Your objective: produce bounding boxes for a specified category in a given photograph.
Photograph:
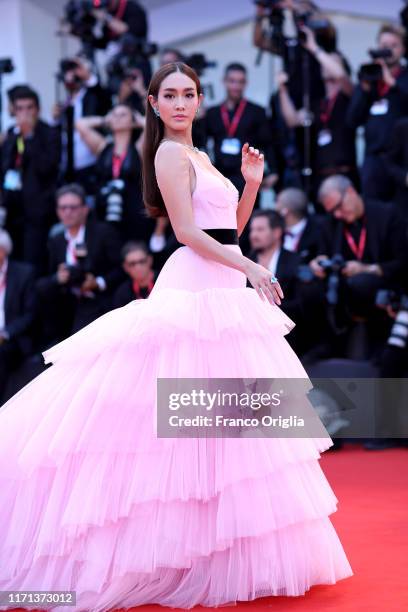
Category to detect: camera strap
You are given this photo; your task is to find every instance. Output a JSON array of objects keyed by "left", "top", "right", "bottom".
[
  {"left": 343, "top": 215, "right": 367, "bottom": 261},
  {"left": 220, "top": 99, "right": 247, "bottom": 137},
  {"left": 114, "top": 0, "right": 127, "bottom": 21}
]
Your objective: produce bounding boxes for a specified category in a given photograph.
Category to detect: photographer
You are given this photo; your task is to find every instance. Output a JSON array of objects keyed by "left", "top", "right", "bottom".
[
  {"left": 309, "top": 175, "right": 408, "bottom": 355},
  {"left": 277, "top": 26, "right": 357, "bottom": 201},
  {"left": 76, "top": 104, "right": 155, "bottom": 243},
  {"left": 91, "top": 0, "right": 152, "bottom": 86},
  {"left": 254, "top": 1, "right": 339, "bottom": 108},
  {"left": 36, "top": 184, "right": 123, "bottom": 349},
  {"left": 347, "top": 23, "right": 408, "bottom": 201},
  {"left": 53, "top": 56, "right": 111, "bottom": 192},
  {"left": 112, "top": 241, "right": 157, "bottom": 308},
  {"left": 1, "top": 88, "right": 61, "bottom": 276},
  {"left": 117, "top": 67, "right": 147, "bottom": 113}
]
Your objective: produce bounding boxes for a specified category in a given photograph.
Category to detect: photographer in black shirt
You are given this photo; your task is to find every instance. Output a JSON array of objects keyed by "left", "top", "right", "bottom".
[
  {"left": 347, "top": 23, "right": 408, "bottom": 201},
  {"left": 277, "top": 26, "right": 357, "bottom": 204},
  {"left": 309, "top": 175, "right": 407, "bottom": 356}
]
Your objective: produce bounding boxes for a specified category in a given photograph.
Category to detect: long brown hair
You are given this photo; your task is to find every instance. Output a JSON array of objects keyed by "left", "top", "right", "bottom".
[{"left": 142, "top": 62, "right": 202, "bottom": 218}]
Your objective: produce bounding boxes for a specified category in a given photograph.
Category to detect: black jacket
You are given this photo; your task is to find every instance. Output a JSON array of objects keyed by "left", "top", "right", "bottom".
[
  {"left": 317, "top": 199, "right": 408, "bottom": 285},
  {"left": 346, "top": 67, "right": 408, "bottom": 156},
  {"left": 247, "top": 247, "right": 303, "bottom": 320},
  {"left": 383, "top": 117, "right": 408, "bottom": 216},
  {"left": 204, "top": 99, "right": 277, "bottom": 182},
  {"left": 1, "top": 120, "right": 61, "bottom": 221},
  {"left": 37, "top": 216, "right": 125, "bottom": 294},
  {"left": 4, "top": 260, "right": 37, "bottom": 355},
  {"left": 295, "top": 216, "right": 323, "bottom": 264}
]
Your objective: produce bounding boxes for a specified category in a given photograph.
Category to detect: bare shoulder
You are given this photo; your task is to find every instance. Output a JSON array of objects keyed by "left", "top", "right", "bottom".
[{"left": 154, "top": 141, "right": 191, "bottom": 175}]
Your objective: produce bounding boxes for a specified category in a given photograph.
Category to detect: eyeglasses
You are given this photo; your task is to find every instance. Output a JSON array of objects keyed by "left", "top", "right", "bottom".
[
  {"left": 126, "top": 257, "right": 148, "bottom": 266},
  {"left": 57, "top": 204, "right": 84, "bottom": 212},
  {"left": 327, "top": 192, "right": 346, "bottom": 215}
]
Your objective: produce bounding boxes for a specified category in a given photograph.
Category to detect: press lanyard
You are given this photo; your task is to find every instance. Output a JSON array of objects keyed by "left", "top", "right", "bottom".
[
  {"left": 378, "top": 65, "right": 402, "bottom": 98},
  {"left": 343, "top": 217, "right": 367, "bottom": 261},
  {"left": 132, "top": 273, "right": 154, "bottom": 298},
  {"left": 220, "top": 99, "right": 247, "bottom": 137},
  {"left": 320, "top": 94, "right": 338, "bottom": 126},
  {"left": 15, "top": 136, "right": 25, "bottom": 168},
  {"left": 112, "top": 150, "right": 127, "bottom": 179}
]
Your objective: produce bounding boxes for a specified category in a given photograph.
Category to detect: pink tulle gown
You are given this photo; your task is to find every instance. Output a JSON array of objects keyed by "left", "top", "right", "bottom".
[{"left": 0, "top": 144, "right": 353, "bottom": 611}]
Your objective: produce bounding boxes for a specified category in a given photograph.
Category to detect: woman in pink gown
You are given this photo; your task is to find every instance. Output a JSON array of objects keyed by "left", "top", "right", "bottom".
[{"left": 0, "top": 63, "right": 353, "bottom": 611}]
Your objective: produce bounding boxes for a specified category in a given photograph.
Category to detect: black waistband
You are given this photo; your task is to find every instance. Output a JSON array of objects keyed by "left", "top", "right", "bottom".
[{"left": 202, "top": 228, "right": 239, "bottom": 245}]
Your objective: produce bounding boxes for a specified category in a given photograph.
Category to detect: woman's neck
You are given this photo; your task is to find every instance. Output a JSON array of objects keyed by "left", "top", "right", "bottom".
[
  {"left": 114, "top": 131, "right": 132, "bottom": 154},
  {"left": 163, "top": 127, "right": 193, "bottom": 147}
]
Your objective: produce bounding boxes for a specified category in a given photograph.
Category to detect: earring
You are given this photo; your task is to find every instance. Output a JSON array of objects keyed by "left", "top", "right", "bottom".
[
  {"left": 153, "top": 107, "right": 161, "bottom": 118},
  {"left": 196, "top": 108, "right": 199, "bottom": 115}
]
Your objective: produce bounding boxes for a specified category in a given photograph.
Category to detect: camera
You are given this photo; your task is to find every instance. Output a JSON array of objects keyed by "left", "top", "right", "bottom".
[
  {"left": 358, "top": 48, "right": 393, "bottom": 83},
  {"left": 376, "top": 290, "right": 408, "bottom": 350},
  {"left": 57, "top": 58, "right": 85, "bottom": 86},
  {"left": 318, "top": 254, "right": 347, "bottom": 306},
  {"left": 184, "top": 53, "right": 217, "bottom": 77},
  {"left": 100, "top": 179, "right": 125, "bottom": 223},
  {"left": 0, "top": 58, "right": 14, "bottom": 74},
  {"left": 66, "top": 243, "right": 88, "bottom": 287},
  {"left": 106, "top": 33, "right": 158, "bottom": 93}
]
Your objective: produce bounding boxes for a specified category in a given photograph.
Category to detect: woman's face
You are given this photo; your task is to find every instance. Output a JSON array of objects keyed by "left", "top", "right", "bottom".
[
  {"left": 150, "top": 71, "right": 201, "bottom": 132},
  {"left": 109, "top": 105, "right": 134, "bottom": 132}
]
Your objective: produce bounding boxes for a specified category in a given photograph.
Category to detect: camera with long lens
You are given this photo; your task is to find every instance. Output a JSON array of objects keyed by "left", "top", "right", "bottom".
[
  {"left": 294, "top": 10, "right": 334, "bottom": 52},
  {"left": 184, "top": 53, "right": 217, "bottom": 77},
  {"left": 64, "top": 0, "right": 109, "bottom": 44},
  {"left": 57, "top": 58, "right": 85, "bottom": 86},
  {"left": 318, "top": 254, "right": 347, "bottom": 306},
  {"left": 106, "top": 33, "right": 158, "bottom": 94},
  {"left": 254, "top": 0, "right": 334, "bottom": 51},
  {"left": 100, "top": 179, "right": 125, "bottom": 224},
  {"left": 376, "top": 290, "right": 408, "bottom": 349},
  {"left": 358, "top": 48, "right": 393, "bottom": 84},
  {"left": 66, "top": 243, "right": 88, "bottom": 287}
]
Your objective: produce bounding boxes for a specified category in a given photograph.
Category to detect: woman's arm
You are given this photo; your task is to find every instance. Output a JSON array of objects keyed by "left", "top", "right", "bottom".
[
  {"left": 155, "top": 142, "right": 283, "bottom": 304},
  {"left": 236, "top": 143, "right": 266, "bottom": 237},
  {"left": 75, "top": 116, "right": 107, "bottom": 156}
]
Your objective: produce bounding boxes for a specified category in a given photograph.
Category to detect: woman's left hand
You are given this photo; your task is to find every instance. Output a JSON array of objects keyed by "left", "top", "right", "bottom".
[{"left": 241, "top": 143, "right": 264, "bottom": 186}]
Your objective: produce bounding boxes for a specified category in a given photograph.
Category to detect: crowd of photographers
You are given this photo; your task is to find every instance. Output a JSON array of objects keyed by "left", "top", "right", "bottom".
[{"left": 1, "top": 0, "right": 408, "bottom": 413}]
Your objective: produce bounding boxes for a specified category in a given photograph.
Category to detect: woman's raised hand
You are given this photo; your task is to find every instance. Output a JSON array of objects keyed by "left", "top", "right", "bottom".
[{"left": 241, "top": 143, "right": 264, "bottom": 186}]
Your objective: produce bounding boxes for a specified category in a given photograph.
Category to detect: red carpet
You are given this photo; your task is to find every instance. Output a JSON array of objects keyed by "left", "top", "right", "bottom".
[
  {"left": 123, "top": 446, "right": 408, "bottom": 612},
  {"left": 11, "top": 445, "right": 408, "bottom": 612}
]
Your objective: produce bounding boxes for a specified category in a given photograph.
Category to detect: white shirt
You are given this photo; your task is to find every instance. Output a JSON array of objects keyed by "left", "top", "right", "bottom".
[
  {"left": 267, "top": 247, "right": 281, "bottom": 277},
  {"left": 63, "top": 224, "right": 106, "bottom": 292},
  {"left": 0, "top": 258, "right": 8, "bottom": 332},
  {"left": 283, "top": 218, "right": 307, "bottom": 252},
  {"left": 64, "top": 224, "right": 86, "bottom": 265}
]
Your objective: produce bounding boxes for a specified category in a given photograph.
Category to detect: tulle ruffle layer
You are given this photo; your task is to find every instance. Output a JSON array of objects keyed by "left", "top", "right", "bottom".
[
  {"left": 42, "top": 287, "right": 296, "bottom": 366},
  {"left": 0, "top": 286, "right": 353, "bottom": 610}
]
